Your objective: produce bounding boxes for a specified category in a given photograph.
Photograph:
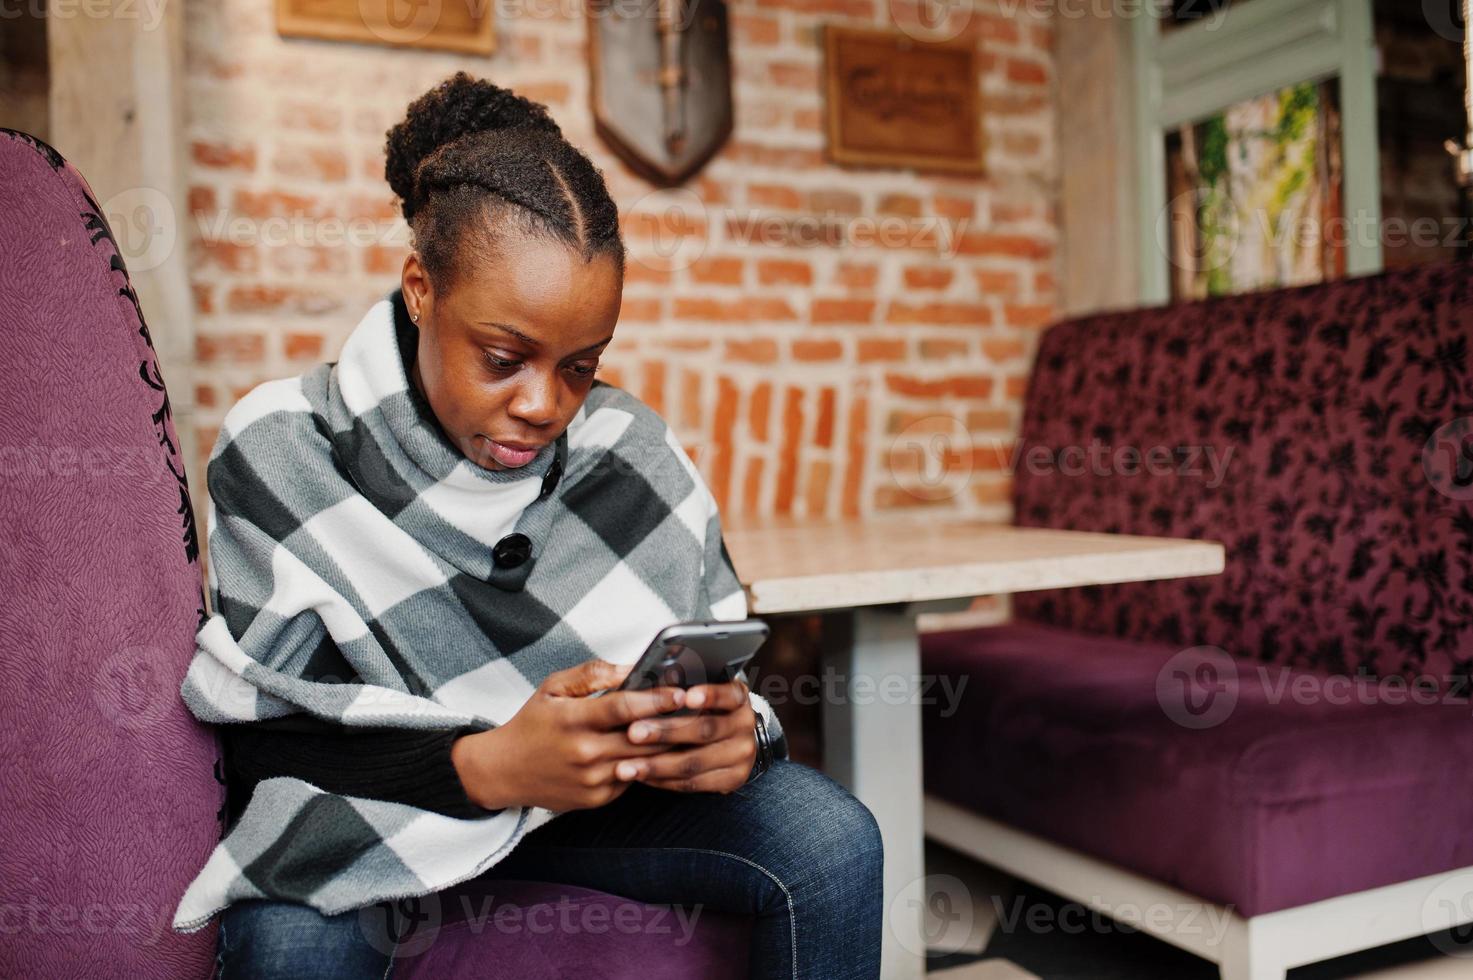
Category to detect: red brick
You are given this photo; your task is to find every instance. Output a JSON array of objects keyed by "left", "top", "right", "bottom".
[
  {"left": 194, "top": 239, "right": 258, "bottom": 273},
  {"left": 835, "top": 262, "right": 878, "bottom": 291},
  {"left": 842, "top": 389, "right": 869, "bottom": 517},
  {"left": 749, "top": 381, "right": 772, "bottom": 441},
  {"left": 191, "top": 140, "right": 256, "bottom": 172},
  {"left": 194, "top": 384, "right": 216, "bottom": 409},
  {"left": 365, "top": 244, "right": 408, "bottom": 277},
  {"left": 673, "top": 297, "right": 796, "bottom": 322},
  {"left": 283, "top": 332, "right": 324, "bottom": 360},
  {"left": 679, "top": 370, "right": 703, "bottom": 430},
  {"left": 769, "top": 62, "right": 819, "bottom": 89},
  {"left": 884, "top": 373, "right": 994, "bottom": 399},
  {"left": 982, "top": 338, "right": 1028, "bottom": 361},
  {"left": 749, "top": 184, "right": 803, "bottom": 210},
  {"left": 885, "top": 302, "right": 993, "bottom": 327},
  {"left": 690, "top": 256, "right": 744, "bottom": 285},
  {"left": 276, "top": 101, "right": 343, "bottom": 134},
  {"left": 973, "top": 269, "right": 1022, "bottom": 296},
  {"left": 231, "top": 189, "right": 332, "bottom": 220},
  {"left": 196, "top": 332, "right": 265, "bottom": 364},
  {"left": 733, "top": 13, "right": 780, "bottom": 45},
  {"left": 1004, "top": 304, "right": 1054, "bottom": 329},
  {"left": 726, "top": 338, "right": 780, "bottom": 363},
  {"left": 187, "top": 185, "right": 217, "bottom": 216},
  {"left": 757, "top": 259, "right": 812, "bottom": 286},
  {"left": 955, "top": 233, "right": 1053, "bottom": 260},
  {"left": 803, "top": 459, "right": 831, "bottom": 516},
  {"left": 742, "top": 455, "right": 767, "bottom": 513},
  {"left": 807, "top": 189, "right": 863, "bottom": 215},
  {"left": 640, "top": 361, "right": 666, "bottom": 416},
  {"left": 272, "top": 144, "right": 349, "bottom": 182},
  {"left": 934, "top": 195, "right": 976, "bottom": 221},
  {"left": 878, "top": 194, "right": 923, "bottom": 218},
  {"left": 1006, "top": 58, "right": 1049, "bottom": 86},
  {"left": 814, "top": 387, "right": 835, "bottom": 448},
  {"left": 792, "top": 338, "right": 844, "bottom": 362},
  {"left": 811, "top": 298, "right": 875, "bottom": 325},
  {"left": 920, "top": 337, "right": 971, "bottom": 360},
  {"left": 857, "top": 337, "right": 907, "bottom": 362},
  {"left": 774, "top": 387, "right": 804, "bottom": 514},
  {"left": 903, "top": 266, "right": 953, "bottom": 290}
]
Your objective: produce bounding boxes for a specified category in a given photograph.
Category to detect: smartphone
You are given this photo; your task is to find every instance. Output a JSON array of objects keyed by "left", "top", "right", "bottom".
[{"left": 588, "top": 619, "right": 769, "bottom": 716}]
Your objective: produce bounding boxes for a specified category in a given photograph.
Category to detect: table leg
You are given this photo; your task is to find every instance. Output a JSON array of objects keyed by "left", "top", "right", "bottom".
[{"left": 822, "top": 604, "right": 927, "bottom": 980}]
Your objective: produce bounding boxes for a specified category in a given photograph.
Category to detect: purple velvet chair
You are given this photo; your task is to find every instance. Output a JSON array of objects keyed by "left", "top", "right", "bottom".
[
  {"left": 0, "top": 130, "right": 749, "bottom": 979},
  {"left": 921, "top": 261, "right": 1473, "bottom": 979}
]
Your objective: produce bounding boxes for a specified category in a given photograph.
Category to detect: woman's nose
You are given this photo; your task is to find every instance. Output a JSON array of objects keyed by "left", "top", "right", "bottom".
[{"left": 507, "top": 373, "right": 561, "bottom": 427}]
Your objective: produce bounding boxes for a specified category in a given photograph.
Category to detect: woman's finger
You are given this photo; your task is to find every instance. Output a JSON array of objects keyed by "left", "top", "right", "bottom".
[
  {"left": 627, "top": 702, "right": 751, "bottom": 746},
  {"left": 640, "top": 764, "right": 752, "bottom": 794}
]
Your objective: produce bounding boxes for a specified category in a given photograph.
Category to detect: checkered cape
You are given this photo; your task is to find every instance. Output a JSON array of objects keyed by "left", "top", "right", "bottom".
[{"left": 171, "top": 291, "right": 784, "bottom": 933}]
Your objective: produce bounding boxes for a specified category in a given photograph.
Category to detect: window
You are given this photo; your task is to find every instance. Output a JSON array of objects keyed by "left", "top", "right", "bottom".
[{"left": 1131, "top": 0, "right": 1382, "bottom": 303}]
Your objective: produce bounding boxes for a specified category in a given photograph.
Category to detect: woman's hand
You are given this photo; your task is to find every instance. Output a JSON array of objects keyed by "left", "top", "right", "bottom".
[
  {"left": 617, "top": 676, "right": 758, "bottom": 794},
  {"left": 450, "top": 659, "right": 689, "bottom": 813}
]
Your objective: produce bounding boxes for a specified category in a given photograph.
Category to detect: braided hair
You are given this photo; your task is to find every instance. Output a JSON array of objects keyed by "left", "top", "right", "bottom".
[{"left": 385, "top": 72, "right": 625, "bottom": 289}]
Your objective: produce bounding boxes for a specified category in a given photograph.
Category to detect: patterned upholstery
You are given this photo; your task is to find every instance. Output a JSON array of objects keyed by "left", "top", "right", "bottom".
[
  {"left": 1011, "top": 261, "right": 1473, "bottom": 685},
  {"left": 0, "top": 130, "right": 220, "bottom": 977}
]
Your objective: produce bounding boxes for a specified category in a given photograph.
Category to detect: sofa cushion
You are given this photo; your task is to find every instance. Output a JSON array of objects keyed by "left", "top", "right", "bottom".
[
  {"left": 0, "top": 130, "right": 221, "bottom": 977},
  {"left": 1009, "top": 261, "right": 1473, "bottom": 684},
  {"left": 921, "top": 622, "right": 1473, "bottom": 916},
  {"left": 396, "top": 880, "right": 750, "bottom": 979}
]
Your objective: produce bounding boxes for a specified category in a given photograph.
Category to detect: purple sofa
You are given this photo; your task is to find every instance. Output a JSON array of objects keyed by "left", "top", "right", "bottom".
[
  {"left": 0, "top": 130, "right": 749, "bottom": 978},
  {"left": 922, "top": 261, "right": 1473, "bottom": 918}
]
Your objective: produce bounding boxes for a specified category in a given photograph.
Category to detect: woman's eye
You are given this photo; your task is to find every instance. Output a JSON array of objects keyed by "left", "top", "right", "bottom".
[
  {"left": 483, "top": 351, "right": 520, "bottom": 371},
  {"left": 569, "top": 361, "right": 599, "bottom": 378}
]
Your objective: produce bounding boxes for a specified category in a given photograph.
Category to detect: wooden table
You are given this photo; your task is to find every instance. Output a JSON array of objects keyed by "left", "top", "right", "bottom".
[{"left": 722, "top": 515, "right": 1225, "bottom": 980}]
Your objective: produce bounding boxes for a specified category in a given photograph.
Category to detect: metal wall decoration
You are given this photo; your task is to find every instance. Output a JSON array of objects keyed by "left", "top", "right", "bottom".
[
  {"left": 276, "top": 0, "right": 495, "bottom": 55},
  {"left": 588, "top": 0, "right": 734, "bottom": 186},
  {"left": 823, "top": 24, "right": 984, "bottom": 175}
]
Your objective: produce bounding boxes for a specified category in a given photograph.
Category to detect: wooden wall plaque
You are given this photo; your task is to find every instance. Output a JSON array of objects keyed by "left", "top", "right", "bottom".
[
  {"left": 823, "top": 24, "right": 983, "bottom": 175},
  {"left": 277, "top": 0, "right": 495, "bottom": 55}
]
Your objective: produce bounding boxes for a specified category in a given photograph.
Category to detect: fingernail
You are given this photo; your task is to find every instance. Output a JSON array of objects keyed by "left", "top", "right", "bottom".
[
  {"left": 630, "top": 724, "right": 650, "bottom": 741},
  {"left": 617, "top": 762, "right": 638, "bottom": 780},
  {"left": 687, "top": 689, "right": 706, "bottom": 708},
  {"left": 671, "top": 688, "right": 686, "bottom": 705}
]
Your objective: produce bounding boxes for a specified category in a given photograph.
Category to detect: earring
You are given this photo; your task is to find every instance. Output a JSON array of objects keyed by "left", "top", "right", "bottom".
[{"left": 412, "top": 312, "right": 420, "bottom": 322}]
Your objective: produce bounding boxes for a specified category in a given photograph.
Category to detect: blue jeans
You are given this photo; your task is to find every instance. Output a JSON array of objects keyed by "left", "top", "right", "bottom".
[{"left": 214, "top": 759, "right": 883, "bottom": 979}]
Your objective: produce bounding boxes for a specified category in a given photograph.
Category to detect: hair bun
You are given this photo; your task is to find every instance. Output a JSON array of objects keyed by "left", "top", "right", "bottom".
[{"left": 385, "top": 72, "right": 563, "bottom": 222}]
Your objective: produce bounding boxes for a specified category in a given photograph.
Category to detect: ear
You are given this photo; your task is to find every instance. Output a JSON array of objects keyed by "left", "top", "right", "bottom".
[{"left": 402, "top": 252, "right": 434, "bottom": 325}]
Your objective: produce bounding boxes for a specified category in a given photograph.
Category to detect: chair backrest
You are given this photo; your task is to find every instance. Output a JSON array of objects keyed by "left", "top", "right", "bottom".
[
  {"left": 1011, "top": 261, "right": 1473, "bottom": 685},
  {"left": 0, "top": 130, "right": 222, "bottom": 977}
]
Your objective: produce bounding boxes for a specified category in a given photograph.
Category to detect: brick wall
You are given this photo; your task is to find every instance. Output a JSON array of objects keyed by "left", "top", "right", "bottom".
[{"left": 183, "top": 0, "right": 1058, "bottom": 523}]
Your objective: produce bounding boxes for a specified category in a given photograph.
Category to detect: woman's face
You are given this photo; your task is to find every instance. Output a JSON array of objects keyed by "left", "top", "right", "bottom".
[{"left": 401, "top": 236, "right": 622, "bottom": 471}]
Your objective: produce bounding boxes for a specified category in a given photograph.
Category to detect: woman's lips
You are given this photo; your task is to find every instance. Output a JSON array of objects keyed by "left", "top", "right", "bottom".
[{"left": 481, "top": 437, "right": 541, "bottom": 468}]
